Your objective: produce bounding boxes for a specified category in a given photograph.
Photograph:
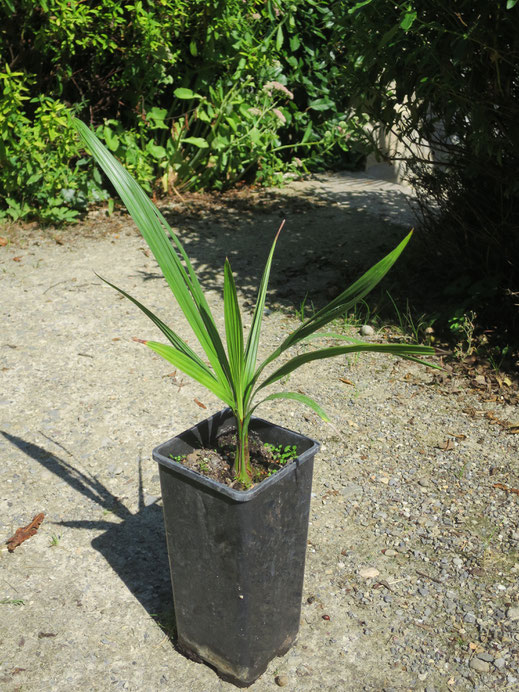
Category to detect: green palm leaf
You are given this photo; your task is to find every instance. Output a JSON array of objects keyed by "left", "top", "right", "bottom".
[
  {"left": 224, "top": 258, "right": 244, "bottom": 403},
  {"left": 97, "top": 273, "right": 211, "bottom": 369},
  {"left": 256, "top": 342, "right": 436, "bottom": 393},
  {"left": 73, "top": 119, "right": 233, "bottom": 396},
  {"left": 251, "top": 231, "right": 414, "bottom": 386},
  {"left": 144, "top": 341, "right": 233, "bottom": 404},
  {"left": 253, "top": 391, "right": 330, "bottom": 422},
  {"left": 243, "top": 221, "right": 284, "bottom": 393}
]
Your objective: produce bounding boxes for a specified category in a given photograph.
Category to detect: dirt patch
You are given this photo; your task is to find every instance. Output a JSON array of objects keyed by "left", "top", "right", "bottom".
[{"left": 1, "top": 170, "right": 518, "bottom": 691}]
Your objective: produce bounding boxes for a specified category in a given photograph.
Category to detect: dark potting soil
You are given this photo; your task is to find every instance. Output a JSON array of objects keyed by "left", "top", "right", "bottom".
[{"left": 173, "top": 428, "right": 296, "bottom": 490}]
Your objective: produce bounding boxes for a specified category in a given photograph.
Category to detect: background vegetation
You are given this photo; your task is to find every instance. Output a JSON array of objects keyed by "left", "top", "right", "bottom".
[
  {"left": 339, "top": 0, "right": 519, "bottom": 351},
  {"left": 1, "top": 0, "right": 517, "bottom": 357},
  {"left": 0, "top": 0, "right": 359, "bottom": 224}
]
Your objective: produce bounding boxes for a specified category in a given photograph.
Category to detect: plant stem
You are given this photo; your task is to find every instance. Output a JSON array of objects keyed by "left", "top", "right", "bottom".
[{"left": 233, "top": 414, "right": 252, "bottom": 486}]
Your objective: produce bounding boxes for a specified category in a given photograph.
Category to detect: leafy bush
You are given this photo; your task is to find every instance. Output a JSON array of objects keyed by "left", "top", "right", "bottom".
[
  {"left": 0, "top": 0, "right": 359, "bottom": 223},
  {"left": 338, "top": 0, "right": 519, "bottom": 329},
  {"left": 0, "top": 66, "right": 107, "bottom": 223}
]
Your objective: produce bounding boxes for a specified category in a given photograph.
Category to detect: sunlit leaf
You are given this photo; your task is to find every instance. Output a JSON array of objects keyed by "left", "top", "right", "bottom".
[
  {"left": 173, "top": 87, "right": 202, "bottom": 100},
  {"left": 254, "top": 391, "right": 330, "bottom": 422},
  {"left": 145, "top": 341, "right": 233, "bottom": 404},
  {"left": 257, "top": 342, "right": 437, "bottom": 392},
  {"left": 224, "top": 258, "right": 244, "bottom": 399},
  {"left": 243, "top": 221, "right": 284, "bottom": 392},
  {"left": 181, "top": 137, "right": 209, "bottom": 148},
  {"left": 73, "top": 119, "right": 233, "bottom": 398}
]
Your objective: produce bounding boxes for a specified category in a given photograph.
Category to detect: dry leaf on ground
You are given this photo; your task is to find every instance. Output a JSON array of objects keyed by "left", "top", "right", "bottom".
[
  {"left": 438, "top": 439, "right": 455, "bottom": 451},
  {"left": 6, "top": 513, "right": 45, "bottom": 552}
]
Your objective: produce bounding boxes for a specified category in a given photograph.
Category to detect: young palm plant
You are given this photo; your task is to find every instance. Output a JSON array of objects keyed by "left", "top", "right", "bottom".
[{"left": 74, "top": 118, "right": 437, "bottom": 487}]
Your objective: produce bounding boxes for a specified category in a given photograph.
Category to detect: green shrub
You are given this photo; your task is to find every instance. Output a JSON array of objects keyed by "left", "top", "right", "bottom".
[
  {"left": 0, "top": 0, "right": 359, "bottom": 223},
  {"left": 338, "top": 0, "right": 519, "bottom": 335},
  {"left": 0, "top": 66, "right": 107, "bottom": 223}
]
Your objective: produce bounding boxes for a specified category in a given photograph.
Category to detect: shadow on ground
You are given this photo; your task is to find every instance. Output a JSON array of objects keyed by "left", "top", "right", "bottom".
[
  {"left": 152, "top": 180, "right": 418, "bottom": 315},
  {"left": 1, "top": 431, "right": 176, "bottom": 636}
]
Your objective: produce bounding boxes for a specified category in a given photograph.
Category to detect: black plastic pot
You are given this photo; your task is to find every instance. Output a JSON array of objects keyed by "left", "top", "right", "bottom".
[{"left": 153, "top": 408, "right": 319, "bottom": 687}]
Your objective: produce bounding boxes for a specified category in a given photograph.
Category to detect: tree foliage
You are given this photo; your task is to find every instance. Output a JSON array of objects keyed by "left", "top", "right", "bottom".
[{"left": 339, "top": 0, "right": 519, "bottom": 321}]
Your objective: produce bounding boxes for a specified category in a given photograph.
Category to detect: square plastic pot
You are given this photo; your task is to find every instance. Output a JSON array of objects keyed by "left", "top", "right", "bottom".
[{"left": 153, "top": 408, "right": 319, "bottom": 687}]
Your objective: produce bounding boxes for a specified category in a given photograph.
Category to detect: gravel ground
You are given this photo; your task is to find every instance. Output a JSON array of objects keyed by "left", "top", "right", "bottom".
[{"left": 1, "top": 171, "right": 518, "bottom": 691}]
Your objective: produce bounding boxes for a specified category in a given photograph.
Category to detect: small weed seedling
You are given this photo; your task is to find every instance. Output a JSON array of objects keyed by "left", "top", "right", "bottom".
[
  {"left": 150, "top": 607, "right": 177, "bottom": 638},
  {"left": 342, "top": 298, "right": 373, "bottom": 329},
  {"left": 488, "top": 344, "right": 511, "bottom": 373},
  {"left": 0, "top": 598, "right": 25, "bottom": 606},
  {"left": 49, "top": 533, "right": 61, "bottom": 547},
  {"left": 199, "top": 458, "right": 210, "bottom": 472},
  {"left": 264, "top": 443, "right": 297, "bottom": 465},
  {"left": 169, "top": 454, "right": 186, "bottom": 463},
  {"left": 386, "top": 291, "right": 432, "bottom": 344},
  {"left": 448, "top": 310, "right": 476, "bottom": 358},
  {"left": 295, "top": 294, "right": 315, "bottom": 323},
  {"left": 456, "top": 460, "right": 469, "bottom": 480}
]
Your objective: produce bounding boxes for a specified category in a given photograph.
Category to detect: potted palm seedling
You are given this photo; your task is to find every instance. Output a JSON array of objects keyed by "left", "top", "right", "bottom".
[{"left": 73, "top": 119, "right": 437, "bottom": 687}]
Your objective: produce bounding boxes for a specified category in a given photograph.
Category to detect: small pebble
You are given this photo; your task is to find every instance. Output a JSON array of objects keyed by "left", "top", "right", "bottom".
[
  {"left": 506, "top": 607, "right": 519, "bottom": 621},
  {"left": 275, "top": 674, "right": 288, "bottom": 687},
  {"left": 143, "top": 494, "right": 159, "bottom": 507},
  {"left": 494, "top": 657, "right": 506, "bottom": 670},
  {"left": 477, "top": 652, "right": 494, "bottom": 662},
  {"left": 360, "top": 325, "right": 374, "bottom": 336},
  {"left": 359, "top": 567, "right": 380, "bottom": 579},
  {"left": 470, "top": 658, "right": 490, "bottom": 673}
]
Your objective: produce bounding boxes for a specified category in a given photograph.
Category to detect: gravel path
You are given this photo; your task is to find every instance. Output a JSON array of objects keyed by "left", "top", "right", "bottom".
[{"left": 1, "top": 171, "right": 518, "bottom": 691}]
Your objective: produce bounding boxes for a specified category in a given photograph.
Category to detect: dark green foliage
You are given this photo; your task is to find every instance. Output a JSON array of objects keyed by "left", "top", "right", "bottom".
[
  {"left": 0, "top": 0, "right": 357, "bottom": 223},
  {"left": 338, "top": 0, "right": 519, "bottom": 337}
]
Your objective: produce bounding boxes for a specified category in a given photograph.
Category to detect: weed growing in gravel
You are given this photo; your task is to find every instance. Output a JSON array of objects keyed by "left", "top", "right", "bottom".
[
  {"left": 385, "top": 291, "right": 433, "bottom": 345},
  {"left": 150, "top": 607, "right": 177, "bottom": 638},
  {"left": 0, "top": 598, "right": 25, "bottom": 606},
  {"left": 449, "top": 310, "right": 477, "bottom": 358},
  {"left": 488, "top": 344, "right": 511, "bottom": 373},
  {"left": 341, "top": 298, "right": 374, "bottom": 329},
  {"left": 456, "top": 460, "right": 469, "bottom": 480},
  {"left": 295, "top": 294, "right": 316, "bottom": 323}
]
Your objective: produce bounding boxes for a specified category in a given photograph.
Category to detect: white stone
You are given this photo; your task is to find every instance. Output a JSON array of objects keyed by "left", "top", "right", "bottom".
[{"left": 359, "top": 567, "right": 380, "bottom": 579}]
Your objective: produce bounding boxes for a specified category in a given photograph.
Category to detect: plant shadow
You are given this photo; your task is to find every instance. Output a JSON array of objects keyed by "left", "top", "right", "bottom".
[
  {"left": 154, "top": 173, "right": 418, "bottom": 313},
  {"left": 1, "top": 430, "right": 176, "bottom": 639}
]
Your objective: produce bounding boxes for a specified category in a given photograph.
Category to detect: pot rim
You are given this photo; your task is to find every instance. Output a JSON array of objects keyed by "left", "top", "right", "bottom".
[{"left": 153, "top": 408, "right": 320, "bottom": 502}]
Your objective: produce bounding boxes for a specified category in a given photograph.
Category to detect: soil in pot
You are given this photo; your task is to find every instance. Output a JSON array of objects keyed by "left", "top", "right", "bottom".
[{"left": 168, "top": 427, "right": 297, "bottom": 490}]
